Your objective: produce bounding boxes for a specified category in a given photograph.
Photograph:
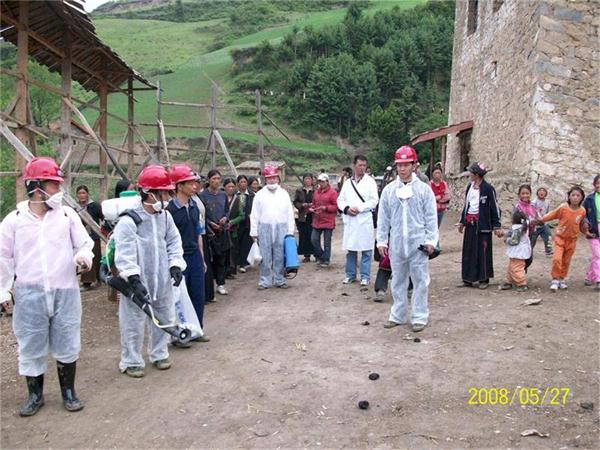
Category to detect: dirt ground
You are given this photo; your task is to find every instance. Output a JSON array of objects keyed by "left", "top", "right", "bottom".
[{"left": 1, "top": 212, "right": 599, "bottom": 449}]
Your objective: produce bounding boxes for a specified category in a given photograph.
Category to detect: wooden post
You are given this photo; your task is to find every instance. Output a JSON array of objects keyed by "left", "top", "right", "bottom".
[
  {"left": 429, "top": 140, "right": 435, "bottom": 173},
  {"left": 61, "top": 28, "right": 72, "bottom": 192},
  {"left": 440, "top": 135, "right": 447, "bottom": 173},
  {"left": 14, "top": 1, "right": 29, "bottom": 202},
  {"left": 99, "top": 82, "right": 108, "bottom": 201},
  {"left": 210, "top": 84, "right": 217, "bottom": 169},
  {"left": 127, "top": 77, "right": 135, "bottom": 179},
  {"left": 255, "top": 89, "right": 264, "bottom": 173},
  {"left": 156, "top": 79, "right": 161, "bottom": 159}
]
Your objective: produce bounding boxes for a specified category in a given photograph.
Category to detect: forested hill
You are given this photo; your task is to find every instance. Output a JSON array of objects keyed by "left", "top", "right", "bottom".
[{"left": 231, "top": 1, "right": 455, "bottom": 171}]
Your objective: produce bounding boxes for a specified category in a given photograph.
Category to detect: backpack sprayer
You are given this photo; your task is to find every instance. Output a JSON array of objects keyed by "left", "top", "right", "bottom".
[{"left": 98, "top": 193, "right": 192, "bottom": 344}]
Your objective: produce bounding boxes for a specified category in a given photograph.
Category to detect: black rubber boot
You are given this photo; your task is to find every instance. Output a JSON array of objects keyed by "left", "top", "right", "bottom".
[
  {"left": 57, "top": 361, "right": 84, "bottom": 412},
  {"left": 19, "top": 375, "right": 45, "bottom": 417}
]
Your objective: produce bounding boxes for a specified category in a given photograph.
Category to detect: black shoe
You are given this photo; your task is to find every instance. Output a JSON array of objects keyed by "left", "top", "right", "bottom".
[
  {"left": 57, "top": 361, "right": 84, "bottom": 412},
  {"left": 19, "top": 375, "right": 45, "bottom": 417}
]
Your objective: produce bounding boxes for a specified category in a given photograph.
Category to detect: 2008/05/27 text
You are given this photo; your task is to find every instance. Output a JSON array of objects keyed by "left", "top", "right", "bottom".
[{"left": 467, "top": 387, "right": 570, "bottom": 406}]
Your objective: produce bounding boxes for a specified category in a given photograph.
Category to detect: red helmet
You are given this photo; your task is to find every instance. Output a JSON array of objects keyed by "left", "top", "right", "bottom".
[
  {"left": 394, "top": 145, "right": 417, "bottom": 164},
  {"left": 169, "top": 164, "right": 197, "bottom": 185},
  {"left": 262, "top": 165, "right": 279, "bottom": 178},
  {"left": 138, "top": 165, "right": 175, "bottom": 190},
  {"left": 23, "top": 157, "right": 64, "bottom": 182}
]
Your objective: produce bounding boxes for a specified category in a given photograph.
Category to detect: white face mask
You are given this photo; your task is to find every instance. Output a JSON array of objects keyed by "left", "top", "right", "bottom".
[
  {"left": 45, "top": 191, "right": 64, "bottom": 209},
  {"left": 143, "top": 193, "right": 167, "bottom": 213},
  {"left": 396, "top": 184, "right": 413, "bottom": 200},
  {"left": 266, "top": 183, "right": 278, "bottom": 191}
]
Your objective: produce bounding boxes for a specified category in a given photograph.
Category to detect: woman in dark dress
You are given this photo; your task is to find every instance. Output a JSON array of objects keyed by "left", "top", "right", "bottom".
[
  {"left": 458, "top": 163, "right": 503, "bottom": 289},
  {"left": 293, "top": 173, "right": 315, "bottom": 262},
  {"left": 229, "top": 175, "right": 254, "bottom": 273}
]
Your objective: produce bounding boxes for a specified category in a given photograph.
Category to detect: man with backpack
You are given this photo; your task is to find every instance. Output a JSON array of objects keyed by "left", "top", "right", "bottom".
[
  {"left": 112, "top": 165, "right": 186, "bottom": 377},
  {"left": 0, "top": 157, "right": 93, "bottom": 416}
]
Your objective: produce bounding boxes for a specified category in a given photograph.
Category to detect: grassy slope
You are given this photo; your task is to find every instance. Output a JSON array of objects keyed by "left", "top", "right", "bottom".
[{"left": 93, "top": 0, "right": 423, "bottom": 158}]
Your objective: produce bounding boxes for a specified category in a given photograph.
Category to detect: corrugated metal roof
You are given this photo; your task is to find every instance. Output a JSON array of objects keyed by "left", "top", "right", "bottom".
[{"left": 0, "top": 0, "right": 156, "bottom": 93}]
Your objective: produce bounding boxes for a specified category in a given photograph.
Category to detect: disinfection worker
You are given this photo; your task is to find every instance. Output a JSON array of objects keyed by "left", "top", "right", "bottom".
[
  {"left": 250, "top": 165, "right": 295, "bottom": 289},
  {"left": 0, "top": 157, "right": 94, "bottom": 416},
  {"left": 113, "top": 165, "right": 186, "bottom": 377},
  {"left": 377, "top": 146, "right": 438, "bottom": 332}
]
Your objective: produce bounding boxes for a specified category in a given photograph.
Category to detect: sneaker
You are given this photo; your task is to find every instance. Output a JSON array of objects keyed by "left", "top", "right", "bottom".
[
  {"left": 559, "top": 280, "right": 568, "bottom": 290},
  {"left": 257, "top": 285, "right": 269, "bottom": 290},
  {"left": 302, "top": 256, "right": 311, "bottom": 263},
  {"left": 515, "top": 285, "right": 529, "bottom": 292},
  {"left": 206, "top": 297, "right": 217, "bottom": 303},
  {"left": 318, "top": 262, "right": 330, "bottom": 268},
  {"left": 477, "top": 282, "right": 489, "bottom": 290},
  {"left": 545, "top": 248, "right": 553, "bottom": 255},
  {"left": 276, "top": 284, "right": 289, "bottom": 289},
  {"left": 153, "top": 358, "right": 171, "bottom": 370},
  {"left": 124, "top": 366, "right": 144, "bottom": 378},
  {"left": 499, "top": 283, "right": 513, "bottom": 291},
  {"left": 412, "top": 323, "right": 426, "bottom": 332},
  {"left": 193, "top": 335, "right": 211, "bottom": 343},
  {"left": 216, "top": 285, "right": 228, "bottom": 295},
  {"left": 584, "top": 279, "right": 593, "bottom": 286},
  {"left": 374, "top": 291, "right": 385, "bottom": 302},
  {"left": 383, "top": 320, "right": 401, "bottom": 329},
  {"left": 360, "top": 279, "right": 369, "bottom": 287},
  {"left": 342, "top": 277, "right": 356, "bottom": 284},
  {"left": 550, "top": 280, "right": 560, "bottom": 291},
  {"left": 239, "top": 267, "right": 247, "bottom": 273}
]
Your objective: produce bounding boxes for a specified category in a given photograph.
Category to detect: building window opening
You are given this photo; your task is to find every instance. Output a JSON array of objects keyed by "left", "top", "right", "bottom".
[{"left": 467, "top": 0, "right": 479, "bottom": 35}]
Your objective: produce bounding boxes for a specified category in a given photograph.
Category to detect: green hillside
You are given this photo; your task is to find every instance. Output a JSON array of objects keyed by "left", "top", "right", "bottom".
[{"left": 92, "top": 0, "right": 424, "bottom": 156}]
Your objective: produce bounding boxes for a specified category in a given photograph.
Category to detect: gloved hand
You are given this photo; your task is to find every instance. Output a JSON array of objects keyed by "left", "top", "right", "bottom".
[
  {"left": 170, "top": 266, "right": 183, "bottom": 287},
  {"left": 128, "top": 275, "right": 149, "bottom": 300}
]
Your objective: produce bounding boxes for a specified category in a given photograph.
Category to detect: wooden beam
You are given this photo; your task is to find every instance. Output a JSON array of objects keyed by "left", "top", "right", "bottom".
[
  {"left": 127, "top": 77, "right": 135, "bottom": 179},
  {"left": 159, "top": 100, "right": 211, "bottom": 108},
  {"left": 156, "top": 80, "right": 161, "bottom": 161},
  {"left": 98, "top": 82, "right": 109, "bottom": 201},
  {"left": 14, "top": 1, "right": 28, "bottom": 202},
  {"left": 137, "top": 123, "right": 212, "bottom": 130},
  {"left": 158, "top": 119, "right": 171, "bottom": 167},
  {"left": 213, "top": 129, "right": 238, "bottom": 177},
  {"left": 210, "top": 84, "right": 217, "bottom": 169},
  {"left": 61, "top": 27, "right": 73, "bottom": 191},
  {"left": 63, "top": 98, "right": 128, "bottom": 179},
  {"left": 255, "top": 89, "right": 265, "bottom": 173}
]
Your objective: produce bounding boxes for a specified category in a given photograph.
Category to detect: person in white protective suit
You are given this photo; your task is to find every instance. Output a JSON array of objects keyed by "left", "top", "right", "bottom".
[
  {"left": 112, "top": 165, "right": 186, "bottom": 378},
  {"left": 377, "top": 146, "right": 438, "bottom": 332},
  {"left": 250, "top": 165, "right": 295, "bottom": 290},
  {"left": 337, "top": 154, "right": 379, "bottom": 286},
  {"left": 0, "top": 157, "right": 93, "bottom": 416}
]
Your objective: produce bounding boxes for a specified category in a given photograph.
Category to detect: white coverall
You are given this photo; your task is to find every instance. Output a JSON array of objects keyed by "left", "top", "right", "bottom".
[
  {"left": 113, "top": 206, "right": 185, "bottom": 370},
  {"left": 250, "top": 186, "right": 295, "bottom": 288},
  {"left": 376, "top": 174, "right": 438, "bottom": 326},
  {"left": 0, "top": 201, "right": 93, "bottom": 376}
]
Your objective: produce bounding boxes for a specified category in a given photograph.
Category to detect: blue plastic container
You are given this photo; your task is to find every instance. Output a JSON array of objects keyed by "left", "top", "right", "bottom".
[{"left": 283, "top": 234, "right": 299, "bottom": 276}]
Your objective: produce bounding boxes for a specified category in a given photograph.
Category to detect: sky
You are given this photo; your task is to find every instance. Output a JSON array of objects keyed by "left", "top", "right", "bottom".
[{"left": 83, "top": 0, "right": 108, "bottom": 12}]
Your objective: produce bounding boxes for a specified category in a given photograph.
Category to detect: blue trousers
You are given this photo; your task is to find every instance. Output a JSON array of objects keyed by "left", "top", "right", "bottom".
[
  {"left": 183, "top": 250, "right": 206, "bottom": 327},
  {"left": 311, "top": 228, "right": 333, "bottom": 264},
  {"left": 345, "top": 250, "right": 372, "bottom": 281}
]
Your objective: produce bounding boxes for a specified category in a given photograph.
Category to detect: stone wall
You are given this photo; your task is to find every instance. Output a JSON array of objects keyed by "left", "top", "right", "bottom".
[
  {"left": 447, "top": 0, "right": 541, "bottom": 217},
  {"left": 529, "top": 0, "right": 600, "bottom": 203},
  {"left": 446, "top": 0, "right": 599, "bottom": 220}
]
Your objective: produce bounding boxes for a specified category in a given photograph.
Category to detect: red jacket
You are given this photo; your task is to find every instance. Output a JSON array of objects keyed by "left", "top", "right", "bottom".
[{"left": 311, "top": 185, "right": 338, "bottom": 229}]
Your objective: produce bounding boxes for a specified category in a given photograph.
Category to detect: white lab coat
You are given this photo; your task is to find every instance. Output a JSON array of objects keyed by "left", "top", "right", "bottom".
[{"left": 337, "top": 175, "right": 378, "bottom": 251}]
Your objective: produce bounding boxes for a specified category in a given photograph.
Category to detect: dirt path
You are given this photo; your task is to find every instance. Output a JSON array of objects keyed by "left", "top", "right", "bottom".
[{"left": 1, "top": 212, "right": 598, "bottom": 448}]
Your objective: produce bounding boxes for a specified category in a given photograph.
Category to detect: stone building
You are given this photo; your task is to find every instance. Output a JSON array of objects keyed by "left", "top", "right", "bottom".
[{"left": 444, "top": 0, "right": 599, "bottom": 213}]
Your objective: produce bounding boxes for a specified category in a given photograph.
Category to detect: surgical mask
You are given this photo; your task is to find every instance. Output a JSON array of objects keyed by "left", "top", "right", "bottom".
[
  {"left": 266, "top": 183, "right": 278, "bottom": 191},
  {"left": 45, "top": 191, "right": 64, "bottom": 209},
  {"left": 143, "top": 193, "right": 167, "bottom": 213},
  {"left": 396, "top": 183, "right": 413, "bottom": 200}
]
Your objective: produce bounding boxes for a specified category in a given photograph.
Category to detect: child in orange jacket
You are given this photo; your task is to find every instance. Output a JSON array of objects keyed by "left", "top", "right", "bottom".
[{"left": 539, "top": 186, "right": 593, "bottom": 291}]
